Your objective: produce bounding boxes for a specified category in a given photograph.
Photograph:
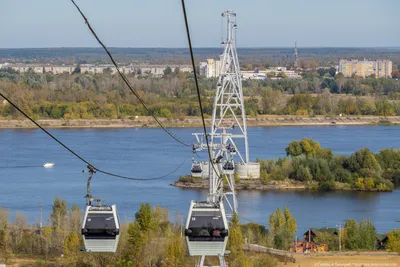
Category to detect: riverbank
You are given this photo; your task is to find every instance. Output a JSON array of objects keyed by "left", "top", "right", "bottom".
[
  {"left": 1, "top": 115, "right": 400, "bottom": 128},
  {"left": 171, "top": 177, "right": 394, "bottom": 192},
  {"left": 172, "top": 177, "right": 309, "bottom": 191}
]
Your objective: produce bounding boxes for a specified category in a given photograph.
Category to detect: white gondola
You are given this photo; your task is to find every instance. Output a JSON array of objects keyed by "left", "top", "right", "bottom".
[
  {"left": 191, "top": 162, "right": 203, "bottom": 177},
  {"left": 81, "top": 205, "right": 120, "bottom": 252},
  {"left": 185, "top": 201, "right": 229, "bottom": 256},
  {"left": 222, "top": 161, "right": 235, "bottom": 175},
  {"left": 226, "top": 144, "right": 236, "bottom": 155}
]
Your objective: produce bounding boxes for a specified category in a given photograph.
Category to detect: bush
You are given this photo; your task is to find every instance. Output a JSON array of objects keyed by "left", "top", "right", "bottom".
[
  {"left": 269, "top": 166, "right": 286, "bottom": 180},
  {"left": 319, "top": 179, "right": 336, "bottom": 191},
  {"left": 335, "top": 168, "right": 353, "bottom": 183},
  {"left": 178, "top": 175, "right": 199, "bottom": 183},
  {"left": 260, "top": 169, "right": 269, "bottom": 184}
]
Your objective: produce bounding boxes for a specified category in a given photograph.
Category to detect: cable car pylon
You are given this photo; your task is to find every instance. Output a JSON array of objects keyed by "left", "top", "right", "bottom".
[{"left": 186, "top": 10, "right": 260, "bottom": 267}]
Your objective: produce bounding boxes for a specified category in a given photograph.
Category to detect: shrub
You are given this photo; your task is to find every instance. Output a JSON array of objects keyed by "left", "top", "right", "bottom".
[
  {"left": 319, "top": 179, "right": 336, "bottom": 191},
  {"left": 178, "top": 176, "right": 199, "bottom": 183}
]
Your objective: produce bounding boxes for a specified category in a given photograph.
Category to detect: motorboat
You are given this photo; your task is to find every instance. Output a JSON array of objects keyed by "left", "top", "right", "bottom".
[{"left": 43, "top": 163, "right": 55, "bottom": 168}]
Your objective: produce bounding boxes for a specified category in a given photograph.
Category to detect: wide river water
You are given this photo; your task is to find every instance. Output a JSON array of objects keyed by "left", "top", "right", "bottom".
[{"left": 0, "top": 125, "right": 399, "bottom": 236}]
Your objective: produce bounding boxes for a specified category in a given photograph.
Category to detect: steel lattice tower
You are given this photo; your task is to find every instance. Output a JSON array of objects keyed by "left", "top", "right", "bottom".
[
  {"left": 192, "top": 10, "right": 252, "bottom": 267},
  {"left": 211, "top": 10, "right": 249, "bottom": 164},
  {"left": 294, "top": 41, "right": 299, "bottom": 69}
]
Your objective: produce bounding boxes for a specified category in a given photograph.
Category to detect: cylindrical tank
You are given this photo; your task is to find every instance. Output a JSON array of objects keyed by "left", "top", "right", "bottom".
[
  {"left": 201, "top": 161, "right": 210, "bottom": 179},
  {"left": 235, "top": 162, "right": 260, "bottom": 179},
  {"left": 193, "top": 161, "right": 260, "bottom": 179}
]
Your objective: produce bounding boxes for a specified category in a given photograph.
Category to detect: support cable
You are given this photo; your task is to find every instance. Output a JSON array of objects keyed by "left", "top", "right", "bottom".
[
  {"left": 180, "top": 0, "right": 222, "bottom": 184},
  {"left": 70, "top": 0, "right": 191, "bottom": 147},
  {"left": 0, "top": 92, "right": 189, "bottom": 181}
]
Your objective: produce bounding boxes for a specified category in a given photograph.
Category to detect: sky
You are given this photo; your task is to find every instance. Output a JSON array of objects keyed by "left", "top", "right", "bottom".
[{"left": 0, "top": 0, "right": 398, "bottom": 48}]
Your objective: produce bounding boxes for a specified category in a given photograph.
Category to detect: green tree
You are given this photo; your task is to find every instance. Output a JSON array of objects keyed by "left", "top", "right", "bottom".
[
  {"left": 328, "top": 67, "right": 336, "bottom": 77},
  {"left": 344, "top": 148, "right": 382, "bottom": 178},
  {"left": 334, "top": 73, "right": 345, "bottom": 94},
  {"left": 285, "top": 140, "right": 302, "bottom": 157},
  {"left": 387, "top": 230, "right": 400, "bottom": 252},
  {"left": 286, "top": 138, "right": 332, "bottom": 159},
  {"left": 126, "top": 221, "right": 147, "bottom": 264},
  {"left": 51, "top": 197, "right": 67, "bottom": 231},
  {"left": 376, "top": 148, "right": 400, "bottom": 187},
  {"left": 0, "top": 206, "right": 11, "bottom": 262},
  {"left": 164, "top": 66, "right": 172, "bottom": 76},
  {"left": 260, "top": 87, "right": 281, "bottom": 114},
  {"left": 376, "top": 98, "right": 395, "bottom": 116},
  {"left": 135, "top": 203, "right": 155, "bottom": 232},
  {"left": 358, "top": 220, "right": 376, "bottom": 250},
  {"left": 295, "top": 165, "right": 312, "bottom": 182},
  {"left": 72, "top": 63, "right": 81, "bottom": 74},
  {"left": 126, "top": 203, "right": 159, "bottom": 264},
  {"left": 314, "top": 231, "right": 339, "bottom": 251},
  {"left": 277, "top": 72, "right": 288, "bottom": 78},
  {"left": 266, "top": 72, "right": 276, "bottom": 78},
  {"left": 344, "top": 219, "right": 360, "bottom": 250},
  {"left": 283, "top": 207, "right": 297, "bottom": 238},
  {"left": 268, "top": 207, "right": 297, "bottom": 250}
]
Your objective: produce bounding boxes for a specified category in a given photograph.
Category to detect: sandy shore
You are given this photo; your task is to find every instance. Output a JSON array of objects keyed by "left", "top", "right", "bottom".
[
  {"left": 0, "top": 115, "right": 399, "bottom": 128},
  {"left": 172, "top": 178, "right": 308, "bottom": 191}
]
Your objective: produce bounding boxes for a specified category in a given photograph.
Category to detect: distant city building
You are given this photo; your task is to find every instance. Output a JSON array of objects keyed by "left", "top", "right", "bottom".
[
  {"left": 339, "top": 59, "right": 392, "bottom": 78},
  {"left": 265, "top": 67, "right": 302, "bottom": 79},
  {"left": 0, "top": 63, "right": 192, "bottom": 77},
  {"left": 199, "top": 62, "right": 208, "bottom": 76},
  {"left": 241, "top": 71, "right": 265, "bottom": 80},
  {"left": 241, "top": 67, "right": 301, "bottom": 80},
  {"left": 199, "top": 58, "right": 222, "bottom": 78}
]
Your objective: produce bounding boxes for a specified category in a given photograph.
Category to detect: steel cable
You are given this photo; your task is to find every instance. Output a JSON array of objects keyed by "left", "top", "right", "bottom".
[
  {"left": 0, "top": 92, "right": 189, "bottom": 181},
  {"left": 70, "top": 0, "right": 191, "bottom": 147},
  {"left": 180, "top": 0, "right": 224, "bottom": 182}
]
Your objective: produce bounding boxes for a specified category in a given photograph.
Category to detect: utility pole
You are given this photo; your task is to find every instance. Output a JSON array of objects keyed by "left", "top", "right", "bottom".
[
  {"left": 40, "top": 200, "right": 43, "bottom": 229},
  {"left": 180, "top": 214, "right": 183, "bottom": 238},
  {"left": 336, "top": 224, "right": 342, "bottom": 252},
  {"left": 36, "top": 196, "right": 43, "bottom": 229}
]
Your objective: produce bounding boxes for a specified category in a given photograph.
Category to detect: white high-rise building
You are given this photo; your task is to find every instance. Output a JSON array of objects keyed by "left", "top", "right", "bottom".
[{"left": 199, "top": 58, "right": 222, "bottom": 78}]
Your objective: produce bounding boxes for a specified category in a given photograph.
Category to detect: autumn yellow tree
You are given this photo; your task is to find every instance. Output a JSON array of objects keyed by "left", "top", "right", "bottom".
[
  {"left": 228, "top": 213, "right": 250, "bottom": 267},
  {"left": 268, "top": 207, "right": 297, "bottom": 250},
  {"left": 63, "top": 232, "right": 80, "bottom": 257},
  {"left": 163, "top": 234, "right": 185, "bottom": 267}
]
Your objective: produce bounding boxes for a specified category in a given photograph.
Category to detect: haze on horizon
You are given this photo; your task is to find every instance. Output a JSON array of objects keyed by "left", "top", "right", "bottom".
[{"left": 0, "top": 0, "right": 398, "bottom": 49}]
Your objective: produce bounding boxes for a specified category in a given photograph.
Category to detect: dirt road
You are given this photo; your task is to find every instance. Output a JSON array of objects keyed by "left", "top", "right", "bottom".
[{"left": 280, "top": 253, "right": 400, "bottom": 267}]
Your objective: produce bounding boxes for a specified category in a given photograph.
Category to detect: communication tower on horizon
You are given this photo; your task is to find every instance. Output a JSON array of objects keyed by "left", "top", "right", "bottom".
[{"left": 294, "top": 41, "right": 299, "bottom": 69}]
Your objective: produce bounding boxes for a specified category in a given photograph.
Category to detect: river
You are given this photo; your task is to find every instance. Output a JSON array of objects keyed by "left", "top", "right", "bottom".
[{"left": 0, "top": 125, "right": 399, "bottom": 236}]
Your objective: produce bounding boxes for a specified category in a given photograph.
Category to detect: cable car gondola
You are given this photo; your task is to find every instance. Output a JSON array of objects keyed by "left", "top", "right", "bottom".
[
  {"left": 82, "top": 205, "right": 120, "bottom": 252},
  {"left": 226, "top": 144, "right": 236, "bottom": 155},
  {"left": 222, "top": 161, "right": 235, "bottom": 175},
  {"left": 184, "top": 201, "right": 228, "bottom": 256},
  {"left": 81, "top": 165, "right": 120, "bottom": 253},
  {"left": 191, "top": 162, "right": 203, "bottom": 177}
]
